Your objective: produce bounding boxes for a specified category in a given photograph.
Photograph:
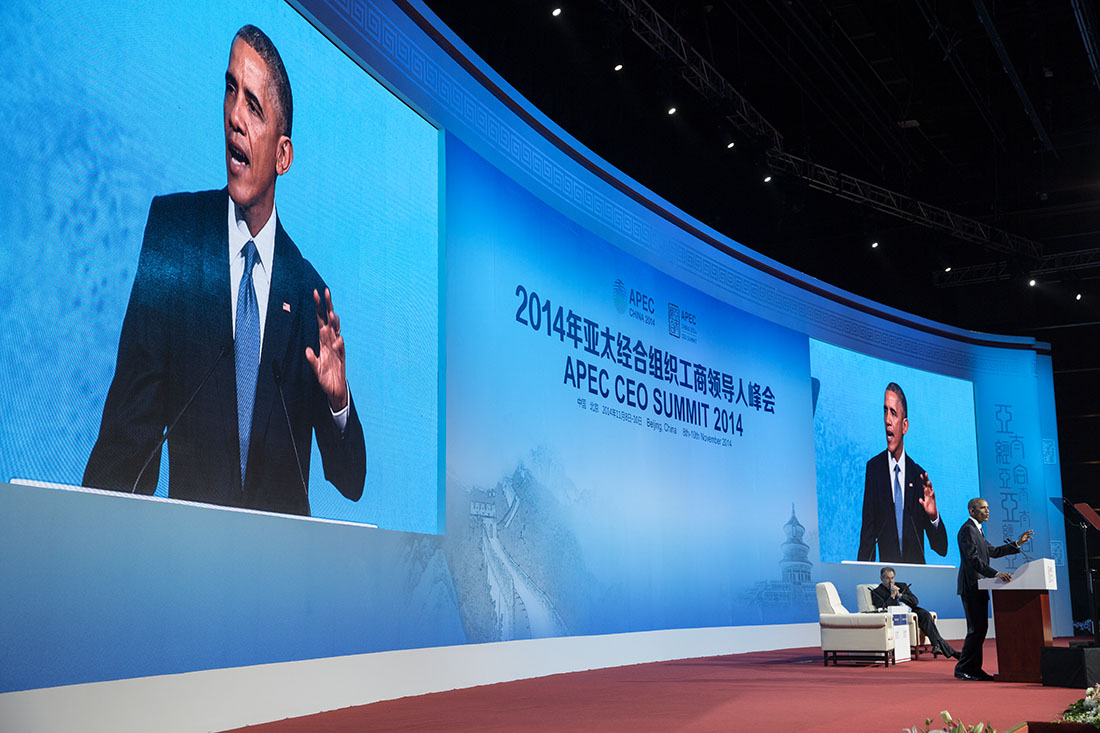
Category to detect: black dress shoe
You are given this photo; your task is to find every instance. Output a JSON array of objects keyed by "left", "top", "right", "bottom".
[
  {"left": 936, "top": 643, "right": 960, "bottom": 660},
  {"left": 975, "top": 670, "right": 995, "bottom": 681},
  {"left": 955, "top": 670, "right": 994, "bottom": 681}
]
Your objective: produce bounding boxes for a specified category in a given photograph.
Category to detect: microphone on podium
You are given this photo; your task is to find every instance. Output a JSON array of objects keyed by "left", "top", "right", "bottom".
[{"left": 1005, "top": 534, "right": 1035, "bottom": 563}]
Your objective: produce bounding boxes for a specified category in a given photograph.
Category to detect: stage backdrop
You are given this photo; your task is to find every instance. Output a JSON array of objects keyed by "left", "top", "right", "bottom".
[{"left": 0, "top": 0, "right": 1070, "bottom": 698}]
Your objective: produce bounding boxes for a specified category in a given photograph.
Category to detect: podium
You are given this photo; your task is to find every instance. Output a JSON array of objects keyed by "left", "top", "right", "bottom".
[{"left": 978, "top": 558, "right": 1057, "bottom": 682}]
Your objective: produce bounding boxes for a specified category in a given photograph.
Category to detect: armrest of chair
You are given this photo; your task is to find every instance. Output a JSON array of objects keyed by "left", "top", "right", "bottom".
[{"left": 819, "top": 612, "right": 891, "bottom": 629}]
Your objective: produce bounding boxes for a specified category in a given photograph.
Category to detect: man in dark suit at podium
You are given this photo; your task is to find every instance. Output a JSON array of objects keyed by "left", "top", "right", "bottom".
[
  {"left": 857, "top": 383, "right": 948, "bottom": 564},
  {"left": 84, "top": 25, "right": 366, "bottom": 516},
  {"left": 955, "top": 497, "right": 1033, "bottom": 680},
  {"left": 872, "top": 566, "right": 958, "bottom": 659}
]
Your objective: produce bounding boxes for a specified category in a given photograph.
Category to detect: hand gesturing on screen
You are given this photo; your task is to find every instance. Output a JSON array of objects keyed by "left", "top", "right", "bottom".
[
  {"left": 917, "top": 471, "right": 938, "bottom": 521},
  {"left": 306, "top": 288, "right": 349, "bottom": 412}
]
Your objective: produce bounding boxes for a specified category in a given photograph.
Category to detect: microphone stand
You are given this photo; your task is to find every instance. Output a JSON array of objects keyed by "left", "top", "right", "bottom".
[
  {"left": 272, "top": 361, "right": 309, "bottom": 504},
  {"left": 131, "top": 345, "right": 229, "bottom": 494}
]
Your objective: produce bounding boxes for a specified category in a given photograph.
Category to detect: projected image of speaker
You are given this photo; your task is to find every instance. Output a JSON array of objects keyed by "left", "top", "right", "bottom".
[
  {"left": 809, "top": 340, "right": 979, "bottom": 568},
  {"left": 0, "top": 0, "right": 442, "bottom": 532}
]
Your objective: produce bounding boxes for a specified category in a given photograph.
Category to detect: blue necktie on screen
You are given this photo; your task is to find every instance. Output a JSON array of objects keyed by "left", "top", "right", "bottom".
[
  {"left": 235, "top": 240, "right": 260, "bottom": 489},
  {"left": 893, "top": 464, "right": 903, "bottom": 548}
]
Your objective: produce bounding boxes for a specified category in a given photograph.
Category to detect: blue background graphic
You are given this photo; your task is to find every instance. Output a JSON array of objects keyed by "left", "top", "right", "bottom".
[{"left": 445, "top": 137, "right": 821, "bottom": 634}]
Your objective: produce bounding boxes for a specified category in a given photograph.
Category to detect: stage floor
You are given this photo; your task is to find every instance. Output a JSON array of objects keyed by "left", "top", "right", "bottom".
[{"left": 230, "top": 638, "right": 1088, "bottom": 732}]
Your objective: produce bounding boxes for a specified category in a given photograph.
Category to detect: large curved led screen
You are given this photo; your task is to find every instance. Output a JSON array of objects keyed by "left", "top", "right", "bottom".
[{"left": 0, "top": 0, "right": 1069, "bottom": 700}]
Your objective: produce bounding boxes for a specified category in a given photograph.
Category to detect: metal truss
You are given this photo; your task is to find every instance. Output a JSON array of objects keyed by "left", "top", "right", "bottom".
[
  {"left": 766, "top": 150, "right": 1044, "bottom": 260},
  {"left": 913, "top": 0, "right": 1005, "bottom": 149},
  {"left": 606, "top": 0, "right": 1089, "bottom": 271},
  {"left": 608, "top": 0, "right": 784, "bottom": 151},
  {"left": 1071, "top": 0, "right": 1100, "bottom": 93},
  {"left": 933, "top": 262, "right": 1011, "bottom": 287},
  {"left": 970, "top": 0, "right": 1056, "bottom": 154},
  {"left": 933, "top": 247, "right": 1100, "bottom": 288}
]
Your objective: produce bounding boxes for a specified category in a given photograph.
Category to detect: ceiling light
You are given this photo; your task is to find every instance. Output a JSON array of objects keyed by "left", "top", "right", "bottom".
[
  {"left": 944, "top": 267, "right": 951, "bottom": 272},
  {"left": 552, "top": 8, "right": 562, "bottom": 17},
  {"left": 613, "top": 63, "right": 623, "bottom": 72},
  {"left": 1029, "top": 279, "right": 1037, "bottom": 287},
  {"left": 871, "top": 241, "right": 879, "bottom": 249},
  {"left": 726, "top": 141, "right": 735, "bottom": 149},
  {"left": 1076, "top": 293, "right": 1083, "bottom": 301},
  {"left": 763, "top": 175, "right": 772, "bottom": 183},
  {"left": 667, "top": 106, "right": 676, "bottom": 115}
]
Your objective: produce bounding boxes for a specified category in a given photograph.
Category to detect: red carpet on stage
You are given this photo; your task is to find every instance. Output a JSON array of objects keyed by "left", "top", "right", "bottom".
[{"left": 230, "top": 639, "right": 1086, "bottom": 732}]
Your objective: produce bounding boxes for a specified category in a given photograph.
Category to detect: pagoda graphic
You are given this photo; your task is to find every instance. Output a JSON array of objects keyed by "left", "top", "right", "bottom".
[{"left": 745, "top": 504, "right": 816, "bottom": 608}]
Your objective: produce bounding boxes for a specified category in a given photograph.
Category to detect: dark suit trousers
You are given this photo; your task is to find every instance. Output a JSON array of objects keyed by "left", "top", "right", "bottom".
[
  {"left": 914, "top": 607, "right": 945, "bottom": 647},
  {"left": 957, "top": 590, "right": 989, "bottom": 674}
]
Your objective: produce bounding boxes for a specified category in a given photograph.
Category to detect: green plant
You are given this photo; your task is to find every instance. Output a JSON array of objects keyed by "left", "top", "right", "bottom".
[
  {"left": 1060, "top": 684, "right": 1100, "bottom": 727},
  {"left": 905, "top": 710, "right": 1025, "bottom": 733}
]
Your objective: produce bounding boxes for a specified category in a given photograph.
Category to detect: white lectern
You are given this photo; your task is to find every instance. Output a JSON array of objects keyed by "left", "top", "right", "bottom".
[{"left": 978, "top": 558, "right": 1057, "bottom": 682}]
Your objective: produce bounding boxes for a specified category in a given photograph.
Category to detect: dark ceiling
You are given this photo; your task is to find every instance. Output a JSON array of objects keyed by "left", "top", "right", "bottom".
[
  {"left": 417, "top": 0, "right": 1100, "bottom": 619},
  {"left": 421, "top": 0, "right": 1100, "bottom": 332}
]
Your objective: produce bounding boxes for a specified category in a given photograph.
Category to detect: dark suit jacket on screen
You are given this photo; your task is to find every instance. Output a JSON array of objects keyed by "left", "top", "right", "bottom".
[
  {"left": 84, "top": 189, "right": 366, "bottom": 516},
  {"left": 857, "top": 451, "right": 948, "bottom": 564},
  {"left": 956, "top": 519, "right": 1020, "bottom": 597}
]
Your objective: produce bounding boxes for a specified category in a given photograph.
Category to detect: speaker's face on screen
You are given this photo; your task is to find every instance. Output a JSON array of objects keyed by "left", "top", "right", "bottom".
[
  {"left": 224, "top": 37, "right": 291, "bottom": 228},
  {"left": 884, "top": 389, "right": 908, "bottom": 458}
]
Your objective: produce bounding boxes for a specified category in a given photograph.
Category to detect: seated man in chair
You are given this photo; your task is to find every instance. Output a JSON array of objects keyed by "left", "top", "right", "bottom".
[{"left": 872, "top": 567, "right": 959, "bottom": 659}]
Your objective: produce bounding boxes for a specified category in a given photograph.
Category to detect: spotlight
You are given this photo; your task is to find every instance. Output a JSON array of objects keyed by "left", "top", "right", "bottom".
[
  {"left": 944, "top": 267, "right": 952, "bottom": 272},
  {"left": 552, "top": 8, "right": 562, "bottom": 17},
  {"left": 1029, "top": 279, "right": 1036, "bottom": 287},
  {"left": 763, "top": 175, "right": 772, "bottom": 183},
  {"left": 871, "top": 241, "right": 879, "bottom": 249},
  {"left": 1077, "top": 293, "right": 1083, "bottom": 301},
  {"left": 614, "top": 63, "right": 623, "bottom": 72},
  {"left": 667, "top": 106, "right": 676, "bottom": 115},
  {"left": 726, "top": 141, "right": 735, "bottom": 149}
]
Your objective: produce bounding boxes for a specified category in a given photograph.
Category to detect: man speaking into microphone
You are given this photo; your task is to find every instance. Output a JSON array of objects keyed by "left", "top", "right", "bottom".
[
  {"left": 954, "top": 497, "right": 1034, "bottom": 681},
  {"left": 83, "top": 25, "right": 365, "bottom": 516}
]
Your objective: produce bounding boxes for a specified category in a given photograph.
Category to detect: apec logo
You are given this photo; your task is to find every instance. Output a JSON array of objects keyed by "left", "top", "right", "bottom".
[
  {"left": 612, "top": 279, "right": 629, "bottom": 314},
  {"left": 669, "top": 302, "right": 698, "bottom": 342},
  {"left": 613, "top": 279, "right": 657, "bottom": 325}
]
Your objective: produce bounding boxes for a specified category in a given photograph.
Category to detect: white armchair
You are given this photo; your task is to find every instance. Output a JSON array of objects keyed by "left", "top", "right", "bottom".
[
  {"left": 855, "top": 583, "right": 937, "bottom": 659},
  {"left": 816, "top": 581, "right": 895, "bottom": 666}
]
